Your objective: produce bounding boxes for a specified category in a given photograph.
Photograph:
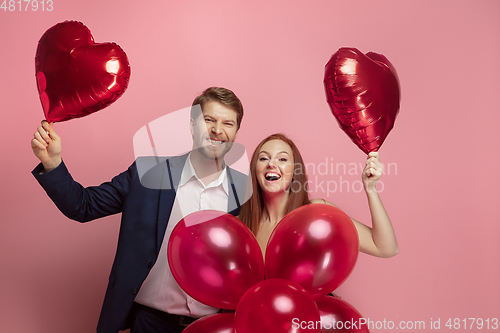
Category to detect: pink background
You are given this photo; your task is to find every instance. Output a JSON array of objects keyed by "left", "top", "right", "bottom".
[{"left": 1, "top": 0, "right": 499, "bottom": 332}]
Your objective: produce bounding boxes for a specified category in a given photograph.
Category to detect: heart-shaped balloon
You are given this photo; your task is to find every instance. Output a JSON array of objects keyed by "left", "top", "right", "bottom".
[
  {"left": 324, "top": 47, "right": 400, "bottom": 154},
  {"left": 35, "top": 21, "right": 131, "bottom": 122}
]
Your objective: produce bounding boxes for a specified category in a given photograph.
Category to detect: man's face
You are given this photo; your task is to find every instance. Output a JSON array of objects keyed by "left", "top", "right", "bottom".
[{"left": 191, "top": 101, "right": 239, "bottom": 161}]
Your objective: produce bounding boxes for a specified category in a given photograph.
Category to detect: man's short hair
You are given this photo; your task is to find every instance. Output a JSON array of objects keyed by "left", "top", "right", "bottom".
[{"left": 192, "top": 87, "right": 244, "bottom": 129}]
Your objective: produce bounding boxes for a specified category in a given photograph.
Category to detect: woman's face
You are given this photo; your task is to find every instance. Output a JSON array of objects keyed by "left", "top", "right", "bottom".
[{"left": 256, "top": 139, "right": 295, "bottom": 195}]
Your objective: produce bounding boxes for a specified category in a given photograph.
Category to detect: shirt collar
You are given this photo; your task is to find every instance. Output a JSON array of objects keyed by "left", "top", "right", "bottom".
[{"left": 179, "top": 152, "right": 229, "bottom": 195}]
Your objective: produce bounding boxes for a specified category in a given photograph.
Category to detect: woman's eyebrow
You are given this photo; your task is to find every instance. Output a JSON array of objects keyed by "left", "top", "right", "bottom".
[{"left": 259, "top": 150, "right": 290, "bottom": 155}]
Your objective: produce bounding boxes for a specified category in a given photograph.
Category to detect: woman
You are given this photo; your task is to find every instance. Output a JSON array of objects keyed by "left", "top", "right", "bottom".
[{"left": 239, "top": 133, "right": 398, "bottom": 258}]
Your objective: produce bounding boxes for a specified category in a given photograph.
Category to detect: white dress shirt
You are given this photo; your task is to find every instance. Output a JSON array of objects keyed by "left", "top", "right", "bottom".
[{"left": 134, "top": 154, "right": 229, "bottom": 317}]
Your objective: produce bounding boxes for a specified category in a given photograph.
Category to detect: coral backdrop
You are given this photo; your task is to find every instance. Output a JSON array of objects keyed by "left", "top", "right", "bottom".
[{"left": 0, "top": 1, "right": 499, "bottom": 332}]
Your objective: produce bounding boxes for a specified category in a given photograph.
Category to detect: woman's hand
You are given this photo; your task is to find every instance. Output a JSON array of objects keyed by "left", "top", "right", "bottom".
[
  {"left": 362, "top": 152, "right": 382, "bottom": 192},
  {"left": 312, "top": 152, "right": 398, "bottom": 258}
]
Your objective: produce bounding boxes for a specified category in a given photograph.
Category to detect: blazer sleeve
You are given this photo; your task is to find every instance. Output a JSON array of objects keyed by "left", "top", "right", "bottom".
[{"left": 32, "top": 160, "right": 137, "bottom": 223}]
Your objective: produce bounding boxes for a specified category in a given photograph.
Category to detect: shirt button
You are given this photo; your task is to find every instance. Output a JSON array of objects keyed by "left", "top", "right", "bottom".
[
  {"left": 147, "top": 262, "right": 153, "bottom": 269},
  {"left": 132, "top": 289, "right": 138, "bottom": 295}
]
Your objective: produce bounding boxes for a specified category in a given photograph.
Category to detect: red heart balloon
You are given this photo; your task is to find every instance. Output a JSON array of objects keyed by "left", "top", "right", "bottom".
[
  {"left": 324, "top": 47, "right": 400, "bottom": 154},
  {"left": 35, "top": 21, "right": 131, "bottom": 122}
]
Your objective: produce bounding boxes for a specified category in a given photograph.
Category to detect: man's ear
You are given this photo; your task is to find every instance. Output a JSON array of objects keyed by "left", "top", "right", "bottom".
[{"left": 189, "top": 118, "right": 194, "bottom": 137}]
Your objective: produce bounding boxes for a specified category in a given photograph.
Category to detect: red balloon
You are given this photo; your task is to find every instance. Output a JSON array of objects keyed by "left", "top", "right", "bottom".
[
  {"left": 324, "top": 47, "right": 400, "bottom": 154},
  {"left": 35, "top": 21, "right": 131, "bottom": 122},
  {"left": 167, "top": 210, "right": 264, "bottom": 309},
  {"left": 265, "top": 204, "right": 359, "bottom": 297},
  {"left": 183, "top": 313, "right": 236, "bottom": 333},
  {"left": 315, "top": 296, "right": 370, "bottom": 332},
  {"left": 235, "top": 279, "right": 321, "bottom": 333}
]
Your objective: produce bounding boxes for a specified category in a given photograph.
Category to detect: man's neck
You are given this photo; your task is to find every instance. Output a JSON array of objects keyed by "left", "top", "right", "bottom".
[{"left": 189, "top": 150, "right": 225, "bottom": 186}]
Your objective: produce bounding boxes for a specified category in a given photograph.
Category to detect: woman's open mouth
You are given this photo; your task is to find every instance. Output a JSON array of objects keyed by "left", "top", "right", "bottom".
[{"left": 265, "top": 172, "right": 281, "bottom": 181}]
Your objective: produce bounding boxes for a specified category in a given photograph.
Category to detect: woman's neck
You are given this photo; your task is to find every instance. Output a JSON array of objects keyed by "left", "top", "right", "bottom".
[{"left": 262, "top": 190, "right": 290, "bottom": 226}]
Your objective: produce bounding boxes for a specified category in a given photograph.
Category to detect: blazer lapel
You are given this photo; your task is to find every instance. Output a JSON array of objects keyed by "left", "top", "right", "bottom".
[{"left": 156, "top": 154, "right": 189, "bottom": 253}]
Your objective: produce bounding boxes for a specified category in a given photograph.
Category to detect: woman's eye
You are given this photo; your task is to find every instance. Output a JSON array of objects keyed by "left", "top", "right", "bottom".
[
  {"left": 279, "top": 158, "right": 288, "bottom": 162},
  {"left": 259, "top": 157, "right": 268, "bottom": 161}
]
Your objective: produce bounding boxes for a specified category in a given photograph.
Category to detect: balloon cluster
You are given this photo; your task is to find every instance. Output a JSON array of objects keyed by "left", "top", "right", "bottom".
[{"left": 168, "top": 204, "right": 370, "bottom": 332}]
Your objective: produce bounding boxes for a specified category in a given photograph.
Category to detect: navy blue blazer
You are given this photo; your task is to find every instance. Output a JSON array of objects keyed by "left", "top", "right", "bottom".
[{"left": 32, "top": 154, "right": 248, "bottom": 333}]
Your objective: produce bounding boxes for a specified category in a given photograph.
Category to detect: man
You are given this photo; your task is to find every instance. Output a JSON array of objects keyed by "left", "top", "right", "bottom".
[{"left": 31, "top": 87, "right": 248, "bottom": 333}]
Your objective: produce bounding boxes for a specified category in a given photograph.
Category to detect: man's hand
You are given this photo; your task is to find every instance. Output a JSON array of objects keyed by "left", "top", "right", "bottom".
[{"left": 31, "top": 120, "right": 62, "bottom": 172}]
